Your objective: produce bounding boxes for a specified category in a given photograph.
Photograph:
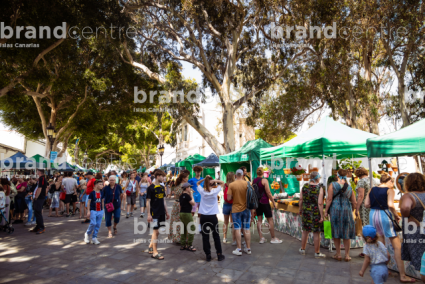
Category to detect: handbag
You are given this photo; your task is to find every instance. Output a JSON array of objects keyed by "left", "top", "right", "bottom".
[
  {"left": 105, "top": 185, "right": 116, "bottom": 213},
  {"left": 324, "top": 217, "right": 333, "bottom": 239},
  {"left": 371, "top": 188, "right": 402, "bottom": 232},
  {"left": 59, "top": 191, "right": 66, "bottom": 201},
  {"left": 326, "top": 182, "right": 348, "bottom": 215},
  {"left": 354, "top": 213, "right": 363, "bottom": 236}
]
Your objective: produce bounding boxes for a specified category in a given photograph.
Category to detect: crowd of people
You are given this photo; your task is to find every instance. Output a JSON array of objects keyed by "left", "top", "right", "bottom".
[{"left": 1, "top": 166, "right": 425, "bottom": 282}]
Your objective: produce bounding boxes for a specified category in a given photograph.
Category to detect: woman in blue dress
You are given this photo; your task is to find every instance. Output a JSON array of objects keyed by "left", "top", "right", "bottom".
[{"left": 325, "top": 169, "right": 356, "bottom": 262}]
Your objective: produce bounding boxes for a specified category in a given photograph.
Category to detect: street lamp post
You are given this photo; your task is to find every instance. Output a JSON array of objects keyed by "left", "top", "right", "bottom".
[{"left": 158, "top": 145, "right": 165, "bottom": 166}]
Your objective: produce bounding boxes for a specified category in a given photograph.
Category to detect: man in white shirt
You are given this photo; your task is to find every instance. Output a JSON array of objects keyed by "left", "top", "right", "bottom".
[{"left": 62, "top": 172, "right": 78, "bottom": 216}]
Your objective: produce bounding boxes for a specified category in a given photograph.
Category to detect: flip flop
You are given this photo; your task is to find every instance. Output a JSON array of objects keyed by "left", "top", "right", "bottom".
[
  {"left": 332, "top": 255, "right": 342, "bottom": 261},
  {"left": 151, "top": 253, "right": 164, "bottom": 260},
  {"left": 400, "top": 278, "right": 416, "bottom": 283},
  {"left": 186, "top": 246, "right": 197, "bottom": 252}
]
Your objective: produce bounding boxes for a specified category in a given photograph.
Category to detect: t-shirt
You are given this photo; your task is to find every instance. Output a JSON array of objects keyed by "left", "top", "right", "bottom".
[
  {"left": 197, "top": 185, "right": 221, "bottom": 215},
  {"left": 363, "top": 242, "right": 388, "bottom": 264},
  {"left": 86, "top": 178, "right": 96, "bottom": 195},
  {"left": 37, "top": 176, "right": 48, "bottom": 199},
  {"left": 62, "top": 177, "right": 77, "bottom": 194},
  {"left": 188, "top": 177, "right": 204, "bottom": 203},
  {"left": 179, "top": 193, "right": 192, "bottom": 213},
  {"left": 139, "top": 182, "right": 149, "bottom": 194},
  {"left": 126, "top": 179, "right": 137, "bottom": 193},
  {"left": 227, "top": 180, "right": 248, "bottom": 213},
  {"left": 135, "top": 175, "right": 141, "bottom": 183},
  {"left": 146, "top": 184, "right": 165, "bottom": 217},
  {"left": 89, "top": 191, "right": 103, "bottom": 211}
]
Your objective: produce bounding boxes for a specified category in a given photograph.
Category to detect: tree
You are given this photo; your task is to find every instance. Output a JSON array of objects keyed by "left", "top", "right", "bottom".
[{"left": 116, "top": 0, "right": 310, "bottom": 154}]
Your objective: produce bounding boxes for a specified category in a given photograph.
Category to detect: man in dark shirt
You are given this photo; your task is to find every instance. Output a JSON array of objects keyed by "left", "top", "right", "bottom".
[
  {"left": 30, "top": 169, "right": 48, "bottom": 234},
  {"left": 146, "top": 170, "right": 169, "bottom": 260}
]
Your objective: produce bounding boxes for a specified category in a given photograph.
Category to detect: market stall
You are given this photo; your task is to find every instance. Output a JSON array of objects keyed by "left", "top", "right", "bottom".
[
  {"left": 367, "top": 118, "right": 425, "bottom": 279},
  {"left": 0, "top": 152, "right": 43, "bottom": 176},
  {"left": 176, "top": 154, "right": 214, "bottom": 178},
  {"left": 219, "top": 138, "right": 273, "bottom": 182},
  {"left": 193, "top": 153, "right": 219, "bottom": 178},
  {"left": 261, "top": 117, "right": 378, "bottom": 248}
]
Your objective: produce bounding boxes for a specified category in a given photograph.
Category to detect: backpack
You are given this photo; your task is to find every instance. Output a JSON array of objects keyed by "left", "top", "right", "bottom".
[
  {"left": 252, "top": 178, "right": 265, "bottom": 201},
  {"left": 246, "top": 181, "right": 258, "bottom": 210}
]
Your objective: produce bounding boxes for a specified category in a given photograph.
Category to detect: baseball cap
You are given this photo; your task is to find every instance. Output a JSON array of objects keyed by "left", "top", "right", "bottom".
[
  {"left": 236, "top": 169, "right": 244, "bottom": 176},
  {"left": 362, "top": 225, "right": 377, "bottom": 238},
  {"left": 85, "top": 171, "right": 94, "bottom": 176},
  {"left": 181, "top": 182, "right": 191, "bottom": 189}
]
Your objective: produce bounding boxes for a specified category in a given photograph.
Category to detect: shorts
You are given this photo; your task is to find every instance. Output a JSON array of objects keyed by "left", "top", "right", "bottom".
[
  {"left": 139, "top": 194, "right": 147, "bottom": 207},
  {"left": 222, "top": 203, "right": 232, "bottom": 215},
  {"left": 81, "top": 193, "right": 88, "bottom": 203},
  {"left": 232, "top": 209, "right": 251, "bottom": 230},
  {"left": 152, "top": 214, "right": 166, "bottom": 230},
  {"left": 84, "top": 194, "right": 90, "bottom": 207},
  {"left": 370, "top": 263, "right": 388, "bottom": 284},
  {"left": 256, "top": 203, "right": 273, "bottom": 218},
  {"left": 126, "top": 192, "right": 136, "bottom": 205},
  {"left": 64, "top": 194, "right": 77, "bottom": 204},
  {"left": 191, "top": 202, "right": 200, "bottom": 213}
]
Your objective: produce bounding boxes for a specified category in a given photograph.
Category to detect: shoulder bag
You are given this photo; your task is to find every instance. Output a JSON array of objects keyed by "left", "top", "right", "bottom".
[
  {"left": 371, "top": 188, "right": 402, "bottom": 232},
  {"left": 326, "top": 182, "right": 348, "bottom": 215},
  {"left": 410, "top": 192, "right": 425, "bottom": 225},
  {"left": 105, "top": 185, "right": 116, "bottom": 213}
]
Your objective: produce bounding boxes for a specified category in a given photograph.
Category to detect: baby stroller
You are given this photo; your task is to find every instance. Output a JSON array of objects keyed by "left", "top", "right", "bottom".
[{"left": 0, "top": 191, "right": 14, "bottom": 234}]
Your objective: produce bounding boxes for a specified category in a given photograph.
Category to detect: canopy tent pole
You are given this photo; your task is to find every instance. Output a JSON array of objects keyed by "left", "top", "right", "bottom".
[
  {"left": 250, "top": 160, "right": 253, "bottom": 180},
  {"left": 396, "top": 157, "right": 400, "bottom": 174},
  {"left": 418, "top": 155, "right": 423, "bottom": 174},
  {"left": 368, "top": 158, "right": 373, "bottom": 186},
  {"left": 322, "top": 154, "right": 326, "bottom": 189}
]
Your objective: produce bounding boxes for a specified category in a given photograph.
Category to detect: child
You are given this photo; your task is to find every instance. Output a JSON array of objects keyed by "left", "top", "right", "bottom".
[
  {"left": 359, "top": 225, "right": 390, "bottom": 284},
  {"left": 179, "top": 182, "right": 197, "bottom": 252},
  {"left": 84, "top": 180, "right": 104, "bottom": 245},
  {"left": 79, "top": 180, "right": 87, "bottom": 219}
]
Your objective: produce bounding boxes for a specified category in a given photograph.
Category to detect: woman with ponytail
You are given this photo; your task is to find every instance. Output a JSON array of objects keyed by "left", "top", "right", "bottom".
[{"left": 168, "top": 172, "right": 189, "bottom": 243}]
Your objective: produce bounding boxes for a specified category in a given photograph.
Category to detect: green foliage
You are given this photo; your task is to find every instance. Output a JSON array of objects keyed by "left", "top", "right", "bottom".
[{"left": 339, "top": 158, "right": 362, "bottom": 170}]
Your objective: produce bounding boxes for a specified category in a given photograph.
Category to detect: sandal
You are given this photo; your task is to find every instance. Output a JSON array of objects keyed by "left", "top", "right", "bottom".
[
  {"left": 344, "top": 257, "right": 351, "bottom": 262},
  {"left": 107, "top": 233, "right": 113, "bottom": 238},
  {"left": 180, "top": 245, "right": 187, "bottom": 250},
  {"left": 186, "top": 246, "right": 197, "bottom": 252},
  {"left": 148, "top": 247, "right": 153, "bottom": 254},
  {"left": 151, "top": 253, "right": 164, "bottom": 260},
  {"left": 400, "top": 277, "right": 416, "bottom": 283},
  {"left": 113, "top": 227, "right": 117, "bottom": 235},
  {"left": 332, "top": 255, "right": 342, "bottom": 261}
]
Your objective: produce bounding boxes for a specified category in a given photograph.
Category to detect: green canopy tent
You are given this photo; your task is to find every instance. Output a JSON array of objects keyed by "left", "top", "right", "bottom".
[
  {"left": 176, "top": 154, "right": 214, "bottom": 178},
  {"left": 260, "top": 116, "right": 378, "bottom": 160},
  {"left": 367, "top": 118, "right": 425, "bottom": 174},
  {"left": 29, "top": 154, "right": 51, "bottom": 168},
  {"left": 259, "top": 117, "right": 378, "bottom": 194},
  {"left": 219, "top": 139, "right": 273, "bottom": 182}
]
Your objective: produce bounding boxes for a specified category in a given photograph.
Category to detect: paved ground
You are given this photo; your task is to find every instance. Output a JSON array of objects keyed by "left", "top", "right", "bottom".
[{"left": 0, "top": 199, "right": 404, "bottom": 284}]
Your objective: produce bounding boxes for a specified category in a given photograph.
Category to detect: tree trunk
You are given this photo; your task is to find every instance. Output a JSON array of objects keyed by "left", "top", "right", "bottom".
[
  {"left": 398, "top": 78, "right": 411, "bottom": 127},
  {"left": 222, "top": 102, "right": 236, "bottom": 153}
]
